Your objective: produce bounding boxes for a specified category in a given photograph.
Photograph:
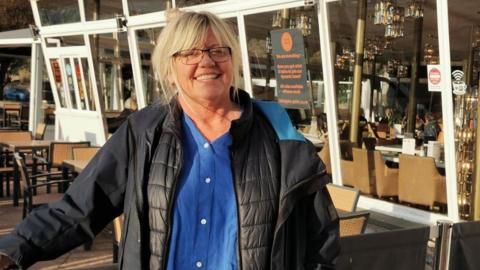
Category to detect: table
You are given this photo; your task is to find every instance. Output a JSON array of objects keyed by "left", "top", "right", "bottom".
[
  {"left": 375, "top": 144, "right": 423, "bottom": 156},
  {"left": 0, "top": 140, "right": 53, "bottom": 206},
  {"left": 61, "top": 159, "right": 89, "bottom": 173},
  {"left": 382, "top": 154, "right": 445, "bottom": 169}
]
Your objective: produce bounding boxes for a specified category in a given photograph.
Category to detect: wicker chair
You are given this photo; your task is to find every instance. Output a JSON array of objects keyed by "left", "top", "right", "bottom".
[
  {"left": 326, "top": 183, "right": 360, "bottom": 212},
  {"left": 34, "top": 141, "right": 90, "bottom": 192},
  {"left": 318, "top": 141, "right": 331, "bottom": 175},
  {"left": 398, "top": 154, "right": 447, "bottom": 208},
  {"left": 352, "top": 148, "right": 376, "bottom": 195},
  {"left": 373, "top": 150, "right": 399, "bottom": 198},
  {"left": 339, "top": 211, "right": 370, "bottom": 237},
  {"left": 72, "top": 147, "right": 100, "bottom": 161}
]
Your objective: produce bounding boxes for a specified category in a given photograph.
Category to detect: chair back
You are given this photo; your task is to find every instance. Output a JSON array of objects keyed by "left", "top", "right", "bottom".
[
  {"left": 398, "top": 154, "right": 447, "bottom": 207},
  {"left": 73, "top": 147, "right": 100, "bottom": 161},
  {"left": 34, "top": 123, "right": 47, "bottom": 140},
  {"left": 373, "top": 150, "right": 399, "bottom": 198},
  {"left": 0, "top": 131, "right": 32, "bottom": 141},
  {"left": 13, "top": 153, "right": 33, "bottom": 211},
  {"left": 326, "top": 183, "right": 360, "bottom": 212},
  {"left": 49, "top": 142, "right": 91, "bottom": 167},
  {"left": 340, "top": 159, "right": 354, "bottom": 187},
  {"left": 339, "top": 211, "right": 370, "bottom": 237},
  {"left": 318, "top": 141, "right": 331, "bottom": 175},
  {"left": 352, "top": 148, "right": 376, "bottom": 195}
]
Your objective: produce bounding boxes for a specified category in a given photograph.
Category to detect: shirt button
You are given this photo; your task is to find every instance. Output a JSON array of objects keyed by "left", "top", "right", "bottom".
[
  {"left": 205, "top": 177, "right": 211, "bottom": 184},
  {"left": 200, "top": 218, "right": 207, "bottom": 225},
  {"left": 203, "top": 143, "right": 209, "bottom": 149},
  {"left": 196, "top": 261, "right": 203, "bottom": 268}
]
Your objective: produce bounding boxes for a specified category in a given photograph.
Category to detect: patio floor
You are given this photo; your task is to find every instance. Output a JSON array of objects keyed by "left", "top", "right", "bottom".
[{"left": 0, "top": 192, "right": 116, "bottom": 270}]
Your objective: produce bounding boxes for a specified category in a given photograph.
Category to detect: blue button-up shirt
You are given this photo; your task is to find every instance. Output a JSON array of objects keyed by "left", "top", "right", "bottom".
[{"left": 166, "top": 113, "right": 238, "bottom": 270}]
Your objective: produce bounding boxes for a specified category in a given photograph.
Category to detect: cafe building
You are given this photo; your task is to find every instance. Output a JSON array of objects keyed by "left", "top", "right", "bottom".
[{"left": 0, "top": 0, "right": 479, "bottom": 226}]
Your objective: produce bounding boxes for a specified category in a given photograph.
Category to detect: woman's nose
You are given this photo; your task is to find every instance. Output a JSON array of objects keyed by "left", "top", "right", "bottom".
[{"left": 198, "top": 51, "right": 215, "bottom": 66}]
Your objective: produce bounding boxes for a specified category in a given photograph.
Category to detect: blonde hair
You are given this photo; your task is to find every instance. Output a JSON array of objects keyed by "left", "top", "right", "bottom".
[{"left": 151, "top": 9, "right": 241, "bottom": 102}]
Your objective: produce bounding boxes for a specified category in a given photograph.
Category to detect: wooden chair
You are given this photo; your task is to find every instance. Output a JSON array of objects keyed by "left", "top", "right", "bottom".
[
  {"left": 352, "top": 148, "right": 376, "bottom": 195},
  {"left": 339, "top": 211, "right": 370, "bottom": 237},
  {"left": 34, "top": 141, "right": 90, "bottom": 192},
  {"left": 112, "top": 214, "right": 124, "bottom": 263},
  {"left": 373, "top": 150, "right": 399, "bottom": 198},
  {"left": 318, "top": 141, "right": 331, "bottom": 175},
  {"left": 10, "top": 103, "right": 29, "bottom": 130},
  {"left": 14, "top": 153, "right": 69, "bottom": 218},
  {"left": 398, "top": 154, "right": 447, "bottom": 208},
  {"left": 3, "top": 102, "right": 21, "bottom": 128},
  {"left": 326, "top": 183, "right": 360, "bottom": 212},
  {"left": 33, "top": 122, "right": 47, "bottom": 140},
  {"left": 72, "top": 147, "right": 100, "bottom": 161}
]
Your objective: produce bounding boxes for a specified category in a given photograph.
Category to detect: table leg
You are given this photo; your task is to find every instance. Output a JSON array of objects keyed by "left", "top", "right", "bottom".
[{"left": 13, "top": 157, "right": 19, "bottom": 207}]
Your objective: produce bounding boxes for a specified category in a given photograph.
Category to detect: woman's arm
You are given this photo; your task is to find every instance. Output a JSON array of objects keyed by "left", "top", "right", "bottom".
[{"left": 0, "top": 121, "right": 134, "bottom": 268}]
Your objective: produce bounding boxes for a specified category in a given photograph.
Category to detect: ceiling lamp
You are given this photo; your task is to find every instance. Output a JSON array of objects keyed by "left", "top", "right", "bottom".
[
  {"left": 424, "top": 43, "right": 439, "bottom": 64},
  {"left": 405, "top": 0, "right": 424, "bottom": 19}
]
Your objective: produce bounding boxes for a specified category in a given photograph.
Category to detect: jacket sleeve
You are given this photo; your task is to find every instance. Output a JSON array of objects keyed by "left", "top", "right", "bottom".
[
  {"left": 305, "top": 184, "right": 340, "bottom": 270},
  {"left": 0, "top": 120, "right": 134, "bottom": 268}
]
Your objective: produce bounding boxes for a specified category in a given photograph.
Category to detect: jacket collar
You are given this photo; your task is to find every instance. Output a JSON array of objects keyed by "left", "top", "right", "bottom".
[{"left": 161, "top": 88, "right": 254, "bottom": 146}]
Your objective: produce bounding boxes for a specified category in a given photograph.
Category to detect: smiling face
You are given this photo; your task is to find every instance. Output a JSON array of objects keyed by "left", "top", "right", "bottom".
[{"left": 173, "top": 28, "right": 233, "bottom": 106}]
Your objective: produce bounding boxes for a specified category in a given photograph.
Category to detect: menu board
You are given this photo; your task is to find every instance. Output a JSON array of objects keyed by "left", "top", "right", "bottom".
[{"left": 270, "top": 29, "right": 310, "bottom": 109}]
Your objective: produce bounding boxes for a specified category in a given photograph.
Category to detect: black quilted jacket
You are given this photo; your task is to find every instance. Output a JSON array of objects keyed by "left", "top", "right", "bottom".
[{"left": 0, "top": 90, "right": 339, "bottom": 269}]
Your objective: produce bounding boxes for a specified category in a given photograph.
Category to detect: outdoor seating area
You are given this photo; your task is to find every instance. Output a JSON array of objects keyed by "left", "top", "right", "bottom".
[
  {"left": 332, "top": 123, "right": 447, "bottom": 213},
  {"left": 0, "top": 127, "right": 120, "bottom": 269}
]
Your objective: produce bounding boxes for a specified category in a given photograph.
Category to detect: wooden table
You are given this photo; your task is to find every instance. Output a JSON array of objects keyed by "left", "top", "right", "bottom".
[
  {"left": 375, "top": 144, "right": 423, "bottom": 156},
  {"left": 0, "top": 140, "right": 53, "bottom": 206},
  {"left": 61, "top": 159, "right": 89, "bottom": 173}
]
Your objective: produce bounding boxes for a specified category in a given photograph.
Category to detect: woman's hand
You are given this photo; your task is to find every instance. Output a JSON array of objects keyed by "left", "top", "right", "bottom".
[{"left": 0, "top": 255, "right": 15, "bottom": 269}]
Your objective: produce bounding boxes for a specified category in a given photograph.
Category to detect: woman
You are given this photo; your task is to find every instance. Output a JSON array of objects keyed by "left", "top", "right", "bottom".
[{"left": 0, "top": 10, "right": 339, "bottom": 269}]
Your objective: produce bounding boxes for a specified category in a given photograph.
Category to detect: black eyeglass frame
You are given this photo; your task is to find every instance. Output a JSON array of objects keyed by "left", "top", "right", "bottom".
[{"left": 173, "top": 46, "right": 232, "bottom": 65}]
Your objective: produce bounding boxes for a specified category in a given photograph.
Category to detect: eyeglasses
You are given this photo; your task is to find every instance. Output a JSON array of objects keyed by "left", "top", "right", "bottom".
[{"left": 174, "top": 46, "right": 231, "bottom": 65}]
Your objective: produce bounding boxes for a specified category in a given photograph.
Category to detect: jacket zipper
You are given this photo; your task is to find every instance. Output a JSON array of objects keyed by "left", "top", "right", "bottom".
[
  {"left": 161, "top": 132, "right": 183, "bottom": 270},
  {"left": 230, "top": 147, "right": 243, "bottom": 270}
]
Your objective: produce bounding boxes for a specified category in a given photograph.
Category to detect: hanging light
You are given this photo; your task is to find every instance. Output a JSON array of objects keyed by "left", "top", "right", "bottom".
[
  {"left": 405, "top": 0, "right": 424, "bottom": 19},
  {"left": 272, "top": 10, "right": 282, "bottom": 28},
  {"left": 384, "top": 6, "right": 405, "bottom": 38},
  {"left": 374, "top": 0, "right": 393, "bottom": 25},
  {"left": 424, "top": 43, "right": 439, "bottom": 64}
]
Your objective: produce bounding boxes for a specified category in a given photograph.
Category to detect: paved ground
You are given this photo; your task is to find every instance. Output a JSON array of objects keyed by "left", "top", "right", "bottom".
[{"left": 0, "top": 188, "right": 116, "bottom": 270}]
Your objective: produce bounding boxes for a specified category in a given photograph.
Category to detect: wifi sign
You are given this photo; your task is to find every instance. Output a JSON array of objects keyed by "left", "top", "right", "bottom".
[{"left": 452, "top": 70, "right": 464, "bottom": 81}]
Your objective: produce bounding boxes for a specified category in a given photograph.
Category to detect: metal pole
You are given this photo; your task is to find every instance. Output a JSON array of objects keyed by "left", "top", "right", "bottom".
[
  {"left": 369, "top": 57, "right": 376, "bottom": 121},
  {"left": 406, "top": 17, "right": 423, "bottom": 134},
  {"left": 349, "top": 0, "right": 366, "bottom": 145},
  {"left": 433, "top": 220, "right": 453, "bottom": 270}
]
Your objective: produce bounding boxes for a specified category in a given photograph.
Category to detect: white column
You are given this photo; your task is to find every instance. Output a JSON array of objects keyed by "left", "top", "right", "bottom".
[
  {"left": 436, "top": 0, "right": 459, "bottom": 222},
  {"left": 29, "top": 43, "right": 45, "bottom": 132},
  {"left": 318, "top": 0, "right": 342, "bottom": 184}
]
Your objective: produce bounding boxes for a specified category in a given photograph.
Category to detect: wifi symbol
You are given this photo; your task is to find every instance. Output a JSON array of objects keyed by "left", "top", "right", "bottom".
[{"left": 452, "top": 70, "right": 464, "bottom": 81}]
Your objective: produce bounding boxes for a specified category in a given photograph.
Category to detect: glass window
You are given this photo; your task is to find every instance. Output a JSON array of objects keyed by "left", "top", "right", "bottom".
[
  {"left": 89, "top": 32, "right": 135, "bottom": 112},
  {"left": 449, "top": 0, "right": 480, "bottom": 220},
  {"left": 244, "top": 7, "right": 324, "bottom": 131},
  {"left": 49, "top": 59, "right": 66, "bottom": 107},
  {"left": 83, "top": 0, "right": 123, "bottom": 21},
  {"left": 175, "top": 0, "right": 224, "bottom": 8},
  {"left": 37, "top": 0, "right": 80, "bottom": 26},
  {"left": 45, "top": 35, "right": 85, "bottom": 48},
  {"left": 328, "top": 0, "right": 446, "bottom": 213},
  {"left": 127, "top": 0, "right": 168, "bottom": 16}
]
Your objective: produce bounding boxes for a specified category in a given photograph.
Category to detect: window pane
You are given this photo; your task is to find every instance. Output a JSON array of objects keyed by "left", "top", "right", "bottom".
[
  {"left": 127, "top": 0, "right": 167, "bottom": 15},
  {"left": 175, "top": 0, "right": 224, "bottom": 8},
  {"left": 449, "top": 0, "right": 480, "bottom": 220},
  {"left": 37, "top": 0, "right": 80, "bottom": 26},
  {"left": 89, "top": 32, "right": 135, "bottom": 112},
  {"left": 244, "top": 7, "right": 324, "bottom": 130},
  {"left": 327, "top": 0, "right": 446, "bottom": 213},
  {"left": 49, "top": 59, "right": 66, "bottom": 108},
  {"left": 63, "top": 58, "right": 79, "bottom": 109},
  {"left": 84, "top": 0, "right": 123, "bottom": 21}
]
